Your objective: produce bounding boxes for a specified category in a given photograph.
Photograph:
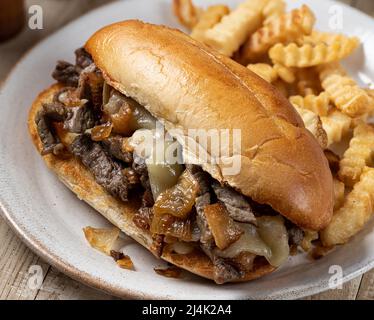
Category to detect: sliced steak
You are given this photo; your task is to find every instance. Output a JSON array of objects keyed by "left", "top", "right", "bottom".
[
  {"left": 190, "top": 168, "right": 213, "bottom": 244},
  {"left": 132, "top": 153, "right": 150, "bottom": 190},
  {"left": 63, "top": 105, "right": 95, "bottom": 133},
  {"left": 195, "top": 193, "right": 212, "bottom": 244},
  {"left": 201, "top": 243, "right": 241, "bottom": 284},
  {"left": 35, "top": 106, "right": 65, "bottom": 156},
  {"left": 76, "top": 64, "right": 104, "bottom": 112},
  {"left": 102, "top": 136, "right": 133, "bottom": 163},
  {"left": 35, "top": 101, "right": 95, "bottom": 155},
  {"left": 52, "top": 61, "right": 80, "bottom": 87},
  {"left": 212, "top": 256, "right": 242, "bottom": 284},
  {"left": 212, "top": 182, "right": 256, "bottom": 224},
  {"left": 69, "top": 134, "right": 131, "bottom": 201},
  {"left": 75, "top": 48, "right": 93, "bottom": 70}
]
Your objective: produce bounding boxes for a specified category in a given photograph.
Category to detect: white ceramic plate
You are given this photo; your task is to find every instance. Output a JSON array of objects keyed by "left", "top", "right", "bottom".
[{"left": 1, "top": 0, "right": 374, "bottom": 300}]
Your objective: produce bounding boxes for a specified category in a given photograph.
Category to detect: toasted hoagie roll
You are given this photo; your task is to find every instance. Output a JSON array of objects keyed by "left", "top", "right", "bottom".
[{"left": 29, "top": 20, "right": 333, "bottom": 284}]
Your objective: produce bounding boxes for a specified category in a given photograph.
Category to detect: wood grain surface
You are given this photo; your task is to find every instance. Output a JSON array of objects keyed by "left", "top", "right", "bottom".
[{"left": 0, "top": 0, "right": 373, "bottom": 300}]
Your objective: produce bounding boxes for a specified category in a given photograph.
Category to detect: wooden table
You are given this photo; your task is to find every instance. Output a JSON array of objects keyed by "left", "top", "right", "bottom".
[{"left": 1, "top": 0, "right": 374, "bottom": 300}]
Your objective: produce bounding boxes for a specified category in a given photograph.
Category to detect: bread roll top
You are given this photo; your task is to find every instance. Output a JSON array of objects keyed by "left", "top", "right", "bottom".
[{"left": 85, "top": 20, "right": 333, "bottom": 230}]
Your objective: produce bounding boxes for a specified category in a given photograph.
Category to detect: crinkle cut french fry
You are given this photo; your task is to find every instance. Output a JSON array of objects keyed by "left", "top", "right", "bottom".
[
  {"left": 202, "top": 0, "right": 269, "bottom": 56},
  {"left": 333, "top": 178, "right": 345, "bottom": 210},
  {"left": 321, "top": 109, "right": 351, "bottom": 147},
  {"left": 173, "top": 0, "right": 201, "bottom": 29},
  {"left": 263, "top": 0, "right": 286, "bottom": 25},
  {"left": 321, "top": 167, "right": 374, "bottom": 246},
  {"left": 269, "top": 35, "right": 360, "bottom": 68},
  {"left": 247, "top": 63, "right": 277, "bottom": 83},
  {"left": 293, "top": 105, "right": 327, "bottom": 148},
  {"left": 319, "top": 63, "right": 371, "bottom": 117},
  {"left": 240, "top": 5, "right": 315, "bottom": 63},
  {"left": 190, "top": 5, "right": 230, "bottom": 42},
  {"left": 364, "top": 89, "right": 374, "bottom": 117},
  {"left": 366, "top": 88, "right": 374, "bottom": 101},
  {"left": 289, "top": 92, "right": 330, "bottom": 116},
  {"left": 247, "top": 63, "right": 295, "bottom": 83},
  {"left": 274, "top": 64, "right": 295, "bottom": 83},
  {"left": 338, "top": 123, "right": 374, "bottom": 186},
  {"left": 299, "top": 31, "right": 357, "bottom": 45}
]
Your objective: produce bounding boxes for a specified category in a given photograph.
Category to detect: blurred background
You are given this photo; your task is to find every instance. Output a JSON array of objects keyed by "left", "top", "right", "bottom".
[
  {"left": 0, "top": 0, "right": 374, "bottom": 300},
  {"left": 1, "top": 0, "right": 374, "bottom": 81},
  {"left": 0, "top": 0, "right": 114, "bottom": 80}
]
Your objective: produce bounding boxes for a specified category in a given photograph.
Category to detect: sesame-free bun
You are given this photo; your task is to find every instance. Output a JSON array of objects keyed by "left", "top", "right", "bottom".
[{"left": 85, "top": 20, "right": 334, "bottom": 230}]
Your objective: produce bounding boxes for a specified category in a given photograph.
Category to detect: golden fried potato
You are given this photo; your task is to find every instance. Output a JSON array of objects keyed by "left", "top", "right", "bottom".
[
  {"left": 247, "top": 63, "right": 278, "bottom": 83},
  {"left": 289, "top": 92, "right": 330, "bottom": 116},
  {"left": 241, "top": 5, "right": 315, "bottom": 63},
  {"left": 191, "top": 5, "right": 230, "bottom": 42},
  {"left": 292, "top": 105, "right": 327, "bottom": 148},
  {"left": 274, "top": 64, "right": 296, "bottom": 83},
  {"left": 319, "top": 63, "right": 371, "bottom": 117},
  {"left": 321, "top": 167, "right": 374, "bottom": 246},
  {"left": 269, "top": 35, "right": 360, "bottom": 68},
  {"left": 262, "top": 0, "right": 286, "bottom": 25},
  {"left": 333, "top": 178, "right": 345, "bottom": 210},
  {"left": 202, "top": 0, "right": 268, "bottom": 56},
  {"left": 173, "top": 0, "right": 201, "bottom": 29},
  {"left": 321, "top": 109, "right": 352, "bottom": 146},
  {"left": 247, "top": 63, "right": 295, "bottom": 84},
  {"left": 338, "top": 123, "right": 374, "bottom": 186}
]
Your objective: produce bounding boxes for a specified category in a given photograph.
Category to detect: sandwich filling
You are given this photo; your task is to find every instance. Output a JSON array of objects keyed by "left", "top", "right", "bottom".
[{"left": 35, "top": 48, "right": 305, "bottom": 284}]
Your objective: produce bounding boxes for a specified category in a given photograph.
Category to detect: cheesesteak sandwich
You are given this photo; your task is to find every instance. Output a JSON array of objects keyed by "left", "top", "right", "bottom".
[{"left": 28, "top": 20, "right": 334, "bottom": 284}]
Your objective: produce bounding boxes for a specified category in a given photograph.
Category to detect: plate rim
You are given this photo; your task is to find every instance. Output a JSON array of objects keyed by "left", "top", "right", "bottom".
[{"left": 1, "top": 0, "right": 374, "bottom": 300}]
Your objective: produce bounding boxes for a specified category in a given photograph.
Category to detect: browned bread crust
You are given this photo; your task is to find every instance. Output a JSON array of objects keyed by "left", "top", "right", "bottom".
[{"left": 85, "top": 20, "right": 334, "bottom": 230}]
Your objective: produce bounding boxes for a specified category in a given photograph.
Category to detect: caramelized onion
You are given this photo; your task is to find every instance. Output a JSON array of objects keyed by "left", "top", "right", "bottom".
[
  {"left": 150, "top": 213, "right": 193, "bottom": 241},
  {"left": 204, "top": 203, "right": 243, "bottom": 250},
  {"left": 91, "top": 122, "right": 113, "bottom": 141},
  {"left": 154, "top": 266, "right": 182, "bottom": 278},
  {"left": 103, "top": 92, "right": 137, "bottom": 135},
  {"left": 214, "top": 223, "right": 271, "bottom": 259},
  {"left": 154, "top": 170, "right": 198, "bottom": 219},
  {"left": 103, "top": 91, "right": 156, "bottom": 135},
  {"left": 148, "top": 163, "right": 184, "bottom": 201},
  {"left": 102, "top": 82, "right": 111, "bottom": 106},
  {"left": 131, "top": 102, "right": 157, "bottom": 130},
  {"left": 116, "top": 255, "right": 135, "bottom": 270},
  {"left": 257, "top": 216, "right": 289, "bottom": 267},
  {"left": 83, "top": 226, "right": 119, "bottom": 255}
]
